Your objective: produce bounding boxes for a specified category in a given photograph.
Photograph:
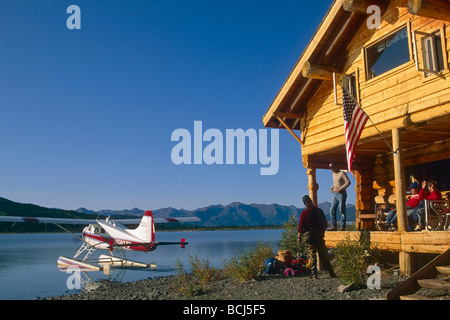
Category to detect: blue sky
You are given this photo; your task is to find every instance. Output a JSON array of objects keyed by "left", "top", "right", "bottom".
[{"left": 0, "top": 0, "right": 355, "bottom": 211}]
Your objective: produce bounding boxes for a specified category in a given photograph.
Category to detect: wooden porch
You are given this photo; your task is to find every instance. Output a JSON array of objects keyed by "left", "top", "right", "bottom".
[
  {"left": 325, "top": 230, "right": 450, "bottom": 274},
  {"left": 325, "top": 230, "right": 450, "bottom": 254}
]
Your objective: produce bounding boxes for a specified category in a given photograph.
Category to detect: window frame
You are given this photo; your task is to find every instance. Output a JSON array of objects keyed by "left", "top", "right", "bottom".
[
  {"left": 332, "top": 71, "right": 359, "bottom": 106},
  {"left": 412, "top": 28, "right": 446, "bottom": 76},
  {"left": 364, "top": 25, "right": 412, "bottom": 81},
  {"left": 342, "top": 73, "right": 358, "bottom": 102}
]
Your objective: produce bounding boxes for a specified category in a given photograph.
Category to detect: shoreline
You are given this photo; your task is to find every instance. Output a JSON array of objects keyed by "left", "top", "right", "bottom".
[{"left": 43, "top": 271, "right": 409, "bottom": 301}]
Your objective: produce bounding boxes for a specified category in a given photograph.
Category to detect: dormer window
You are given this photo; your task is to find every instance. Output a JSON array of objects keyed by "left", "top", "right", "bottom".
[{"left": 365, "top": 27, "right": 410, "bottom": 80}]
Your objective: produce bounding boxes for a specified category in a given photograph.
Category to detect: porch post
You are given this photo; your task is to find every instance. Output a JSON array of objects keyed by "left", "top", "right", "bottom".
[
  {"left": 392, "top": 127, "right": 413, "bottom": 276},
  {"left": 307, "top": 168, "right": 319, "bottom": 206},
  {"left": 392, "top": 128, "right": 408, "bottom": 232},
  {"left": 307, "top": 167, "right": 322, "bottom": 270}
]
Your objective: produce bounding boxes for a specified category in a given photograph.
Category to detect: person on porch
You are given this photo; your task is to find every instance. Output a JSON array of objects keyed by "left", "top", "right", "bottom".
[
  {"left": 383, "top": 182, "right": 422, "bottom": 230},
  {"left": 328, "top": 162, "right": 351, "bottom": 231},
  {"left": 414, "top": 180, "right": 442, "bottom": 231}
]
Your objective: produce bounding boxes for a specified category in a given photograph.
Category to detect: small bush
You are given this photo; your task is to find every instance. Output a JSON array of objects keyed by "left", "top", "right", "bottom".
[
  {"left": 173, "top": 258, "right": 203, "bottom": 296},
  {"left": 334, "top": 232, "right": 380, "bottom": 288},
  {"left": 278, "top": 213, "right": 305, "bottom": 258},
  {"left": 173, "top": 255, "right": 221, "bottom": 296},
  {"left": 189, "top": 254, "right": 221, "bottom": 288},
  {"left": 223, "top": 241, "right": 274, "bottom": 282}
]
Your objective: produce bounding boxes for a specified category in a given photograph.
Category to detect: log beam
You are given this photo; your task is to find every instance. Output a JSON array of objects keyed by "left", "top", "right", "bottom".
[
  {"left": 392, "top": 128, "right": 408, "bottom": 233},
  {"left": 273, "top": 112, "right": 304, "bottom": 120},
  {"left": 392, "top": 127, "right": 413, "bottom": 276},
  {"left": 276, "top": 116, "right": 304, "bottom": 146},
  {"left": 301, "top": 61, "right": 340, "bottom": 80},
  {"left": 408, "top": 0, "right": 450, "bottom": 21},
  {"left": 343, "top": 0, "right": 390, "bottom": 15},
  {"left": 307, "top": 168, "right": 319, "bottom": 207}
]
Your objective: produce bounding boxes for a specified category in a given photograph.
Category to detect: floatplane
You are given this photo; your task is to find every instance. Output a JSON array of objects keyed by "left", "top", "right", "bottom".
[{"left": 0, "top": 210, "right": 200, "bottom": 272}]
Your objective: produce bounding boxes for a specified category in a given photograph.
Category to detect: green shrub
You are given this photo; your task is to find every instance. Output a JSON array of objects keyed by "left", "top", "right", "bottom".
[
  {"left": 334, "top": 232, "right": 380, "bottom": 288},
  {"left": 189, "top": 254, "right": 221, "bottom": 288},
  {"left": 173, "top": 255, "right": 221, "bottom": 296},
  {"left": 173, "top": 258, "right": 203, "bottom": 296},
  {"left": 278, "top": 214, "right": 305, "bottom": 258},
  {"left": 223, "top": 241, "right": 274, "bottom": 282}
]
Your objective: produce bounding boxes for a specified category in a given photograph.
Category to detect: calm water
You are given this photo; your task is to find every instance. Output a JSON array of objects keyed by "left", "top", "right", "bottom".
[{"left": 0, "top": 229, "right": 282, "bottom": 300}]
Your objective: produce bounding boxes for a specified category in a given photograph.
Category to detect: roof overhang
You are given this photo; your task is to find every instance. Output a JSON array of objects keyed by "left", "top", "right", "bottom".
[{"left": 262, "top": 0, "right": 366, "bottom": 130}]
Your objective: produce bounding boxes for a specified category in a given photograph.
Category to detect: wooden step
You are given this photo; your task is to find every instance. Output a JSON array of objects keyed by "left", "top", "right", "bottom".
[
  {"left": 400, "top": 294, "right": 435, "bottom": 300},
  {"left": 417, "top": 279, "right": 450, "bottom": 291},
  {"left": 436, "top": 265, "right": 450, "bottom": 275}
]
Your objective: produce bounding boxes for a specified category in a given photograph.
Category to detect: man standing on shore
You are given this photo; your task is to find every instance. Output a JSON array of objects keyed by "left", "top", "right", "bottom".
[
  {"left": 329, "top": 162, "right": 351, "bottom": 231},
  {"left": 298, "top": 195, "right": 337, "bottom": 279}
]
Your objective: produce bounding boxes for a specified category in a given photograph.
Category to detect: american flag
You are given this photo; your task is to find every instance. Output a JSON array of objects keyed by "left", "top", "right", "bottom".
[{"left": 343, "top": 89, "right": 368, "bottom": 172}]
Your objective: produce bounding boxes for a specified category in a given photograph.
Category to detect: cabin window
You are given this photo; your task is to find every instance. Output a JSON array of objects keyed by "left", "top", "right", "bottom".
[
  {"left": 422, "top": 31, "right": 444, "bottom": 76},
  {"left": 423, "top": 32, "right": 444, "bottom": 73},
  {"left": 365, "top": 27, "right": 410, "bottom": 80},
  {"left": 343, "top": 73, "right": 358, "bottom": 101}
]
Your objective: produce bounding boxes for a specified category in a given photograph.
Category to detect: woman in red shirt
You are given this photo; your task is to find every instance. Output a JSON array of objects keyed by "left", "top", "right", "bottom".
[{"left": 415, "top": 180, "right": 442, "bottom": 230}]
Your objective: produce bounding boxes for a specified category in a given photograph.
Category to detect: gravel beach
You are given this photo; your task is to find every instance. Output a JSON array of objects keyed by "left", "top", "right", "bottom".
[{"left": 44, "top": 271, "right": 409, "bottom": 301}]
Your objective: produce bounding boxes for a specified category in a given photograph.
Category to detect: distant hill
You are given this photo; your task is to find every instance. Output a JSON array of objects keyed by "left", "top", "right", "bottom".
[
  {"left": 0, "top": 196, "right": 356, "bottom": 232},
  {"left": 0, "top": 197, "right": 107, "bottom": 233},
  {"left": 75, "top": 201, "right": 356, "bottom": 227}
]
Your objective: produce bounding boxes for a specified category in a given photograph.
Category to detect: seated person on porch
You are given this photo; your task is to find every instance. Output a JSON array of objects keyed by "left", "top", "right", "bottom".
[
  {"left": 414, "top": 180, "right": 442, "bottom": 231},
  {"left": 383, "top": 182, "right": 421, "bottom": 229}
]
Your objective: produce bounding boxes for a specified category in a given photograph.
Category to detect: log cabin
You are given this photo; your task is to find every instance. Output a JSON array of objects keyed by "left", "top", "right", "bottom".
[{"left": 262, "top": 0, "right": 450, "bottom": 275}]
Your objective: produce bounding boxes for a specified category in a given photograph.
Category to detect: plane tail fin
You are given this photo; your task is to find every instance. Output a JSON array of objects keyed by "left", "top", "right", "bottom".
[{"left": 129, "top": 210, "right": 155, "bottom": 243}]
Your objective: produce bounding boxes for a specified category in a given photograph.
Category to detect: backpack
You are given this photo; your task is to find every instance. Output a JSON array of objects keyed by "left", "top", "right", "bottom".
[
  {"left": 285, "top": 258, "right": 308, "bottom": 277},
  {"left": 264, "top": 257, "right": 281, "bottom": 274}
]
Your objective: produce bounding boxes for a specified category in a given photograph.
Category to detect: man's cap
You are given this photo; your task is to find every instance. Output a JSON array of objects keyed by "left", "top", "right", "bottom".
[
  {"left": 409, "top": 182, "right": 420, "bottom": 189},
  {"left": 302, "top": 195, "right": 313, "bottom": 206}
]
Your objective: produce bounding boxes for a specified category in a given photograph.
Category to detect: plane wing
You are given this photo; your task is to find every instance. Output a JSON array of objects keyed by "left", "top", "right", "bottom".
[
  {"left": 0, "top": 216, "right": 97, "bottom": 225},
  {"left": 118, "top": 217, "right": 201, "bottom": 224},
  {"left": 0, "top": 215, "right": 200, "bottom": 225}
]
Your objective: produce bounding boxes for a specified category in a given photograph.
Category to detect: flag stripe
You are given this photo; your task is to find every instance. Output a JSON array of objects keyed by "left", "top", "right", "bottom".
[
  {"left": 343, "top": 89, "right": 368, "bottom": 172},
  {"left": 347, "top": 109, "right": 367, "bottom": 149}
]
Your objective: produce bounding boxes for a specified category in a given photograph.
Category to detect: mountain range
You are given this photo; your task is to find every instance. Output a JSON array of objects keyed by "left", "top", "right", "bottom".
[
  {"left": 0, "top": 196, "right": 356, "bottom": 229},
  {"left": 76, "top": 201, "right": 356, "bottom": 227}
]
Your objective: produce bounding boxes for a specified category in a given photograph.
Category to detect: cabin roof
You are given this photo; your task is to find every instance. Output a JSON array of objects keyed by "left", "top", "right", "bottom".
[{"left": 262, "top": 0, "right": 450, "bottom": 167}]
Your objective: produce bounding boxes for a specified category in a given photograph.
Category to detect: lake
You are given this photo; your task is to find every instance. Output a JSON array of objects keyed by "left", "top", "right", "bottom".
[{"left": 0, "top": 229, "right": 283, "bottom": 300}]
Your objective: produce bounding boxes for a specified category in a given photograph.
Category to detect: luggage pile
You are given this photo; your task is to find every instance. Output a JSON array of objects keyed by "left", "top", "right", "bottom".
[{"left": 264, "top": 250, "right": 309, "bottom": 277}]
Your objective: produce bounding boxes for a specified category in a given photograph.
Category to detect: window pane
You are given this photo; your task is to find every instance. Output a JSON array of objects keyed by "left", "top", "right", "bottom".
[
  {"left": 422, "top": 32, "right": 444, "bottom": 75},
  {"left": 366, "top": 28, "right": 410, "bottom": 79},
  {"left": 434, "top": 34, "right": 444, "bottom": 71},
  {"left": 423, "top": 37, "right": 434, "bottom": 71},
  {"left": 343, "top": 74, "right": 358, "bottom": 100}
]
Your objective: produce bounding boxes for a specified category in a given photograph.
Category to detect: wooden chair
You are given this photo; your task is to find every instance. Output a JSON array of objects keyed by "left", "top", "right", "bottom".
[
  {"left": 424, "top": 199, "right": 450, "bottom": 230},
  {"left": 374, "top": 203, "right": 393, "bottom": 230}
]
